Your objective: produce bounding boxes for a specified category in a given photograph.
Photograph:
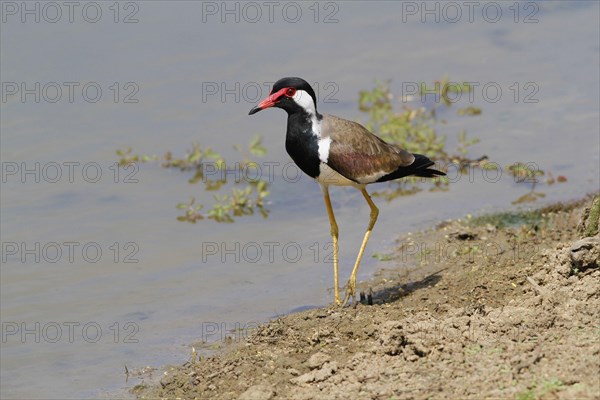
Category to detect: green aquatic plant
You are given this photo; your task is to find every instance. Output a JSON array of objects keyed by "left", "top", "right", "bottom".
[
  {"left": 358, "top": 79, "right": 484, "bottom": 200},
  {"left": 116, "top": 135, "right": 269, "bottom": 223},
  {"left": 507, "top": 162, "right": 546, "bottom": 204},
  {"left": 467, "top": 209, "right": 547, "bottom": 230},
  {"left": 359, "top": 79, "right": 568, "bottom": 205},
  {"left": 506, "top": 162, "right": 567, "bottom": 205}
]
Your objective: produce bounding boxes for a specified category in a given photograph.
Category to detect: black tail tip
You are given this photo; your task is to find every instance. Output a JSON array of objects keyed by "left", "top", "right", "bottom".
[{"left": 415, "top": 168, "right": 446, "bottom": 178}]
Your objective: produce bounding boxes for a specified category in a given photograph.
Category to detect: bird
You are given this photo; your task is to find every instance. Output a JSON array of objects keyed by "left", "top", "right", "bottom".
[{"left": 249, "top": 77, "right": 445, "bottom": 306}]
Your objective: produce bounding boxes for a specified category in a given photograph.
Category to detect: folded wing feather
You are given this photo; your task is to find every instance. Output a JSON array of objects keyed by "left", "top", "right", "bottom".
[{"left": 322, "top": 114, "right": 415, "bottom": 184}]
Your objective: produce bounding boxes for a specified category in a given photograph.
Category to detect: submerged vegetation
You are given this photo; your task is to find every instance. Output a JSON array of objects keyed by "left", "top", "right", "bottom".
[
  {"left": 358, "top": 78, "right": 566, "bottom": 202},
  {"left": 358, "top": 78, "right": 483, "bottom": 199},
  {"left": 116, "top": 78, "right": 566, "bottom": 223},
  {"left": 117, "top": 136, "right": 269, "bottom": 223}
]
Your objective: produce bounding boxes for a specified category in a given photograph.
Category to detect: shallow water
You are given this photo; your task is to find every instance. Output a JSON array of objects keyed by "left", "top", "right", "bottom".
[{"left": 1, "top": 1, "right": 599, "bottom": 398}]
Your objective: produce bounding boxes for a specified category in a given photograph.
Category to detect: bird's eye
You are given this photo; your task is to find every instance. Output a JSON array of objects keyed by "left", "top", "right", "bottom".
[{"left": 285, "top": 88, "right": 296, "bottom": 97}]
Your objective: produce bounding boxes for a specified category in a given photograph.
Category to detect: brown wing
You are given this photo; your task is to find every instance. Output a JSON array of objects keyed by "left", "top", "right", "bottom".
[{"left": 322, "top": 114, "right": 415, "bottom": 184}]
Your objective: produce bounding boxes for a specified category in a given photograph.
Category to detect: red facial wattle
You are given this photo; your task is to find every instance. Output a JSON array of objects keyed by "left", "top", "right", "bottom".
[{"left": 249, "top": 87, "right": 297, "bottom": 115}]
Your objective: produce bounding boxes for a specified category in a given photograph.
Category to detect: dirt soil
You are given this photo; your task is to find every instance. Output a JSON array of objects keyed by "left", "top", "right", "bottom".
[{"left": 134, "top": 195, "right": 600, "bottom": 400}]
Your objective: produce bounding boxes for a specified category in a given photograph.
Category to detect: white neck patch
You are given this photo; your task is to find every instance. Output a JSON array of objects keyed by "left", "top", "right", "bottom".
[
  {"left": 292, "top": 89, "right": 321, "bottom": 137},
  {"left": 318, "top": 136, "right": 332, "bottom": 163},
  {"left": 292, "top": 90, "right": 316, "bottom": 115}
]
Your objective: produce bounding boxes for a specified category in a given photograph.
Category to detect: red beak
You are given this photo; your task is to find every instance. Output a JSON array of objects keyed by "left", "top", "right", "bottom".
[{"left": 249, "top": 88, "right": 287, "bottom": 115}]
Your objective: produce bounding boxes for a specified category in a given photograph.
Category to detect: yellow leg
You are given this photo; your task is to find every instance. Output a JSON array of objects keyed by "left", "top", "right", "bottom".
[
  {"left": 321, "top": 185, "right": 341, "bottom": 305},
  {"left": 343, "top": 188, "right": 379, "bottom": 306}
]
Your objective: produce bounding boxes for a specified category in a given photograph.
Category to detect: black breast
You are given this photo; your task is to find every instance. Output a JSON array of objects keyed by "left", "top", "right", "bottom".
[{"left": 285, "top": 113, "right": 321, "bottom": 179}]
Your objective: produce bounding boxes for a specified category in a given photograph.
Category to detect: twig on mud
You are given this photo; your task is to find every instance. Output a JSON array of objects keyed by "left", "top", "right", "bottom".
[
  {"left": 513, "top": 347, "right": 544, "bottom": 377},
  {"left": 526, "top": 276, "right": 546, "bottom": 297}
]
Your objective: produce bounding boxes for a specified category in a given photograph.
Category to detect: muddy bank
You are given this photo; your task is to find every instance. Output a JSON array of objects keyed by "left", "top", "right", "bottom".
[{"left": 134, "top": 195, "right": 599, "bottom": 399}]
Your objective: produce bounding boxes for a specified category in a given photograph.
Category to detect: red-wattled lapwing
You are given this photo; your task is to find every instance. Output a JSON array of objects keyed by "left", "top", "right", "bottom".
[{"left": 249, "top": 77, "right": 445, "bottom": 306}]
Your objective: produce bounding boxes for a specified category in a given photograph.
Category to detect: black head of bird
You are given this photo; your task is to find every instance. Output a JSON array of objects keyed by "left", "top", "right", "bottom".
[{"left": 249, "top": 77, "right": 318, "bottom": 116}]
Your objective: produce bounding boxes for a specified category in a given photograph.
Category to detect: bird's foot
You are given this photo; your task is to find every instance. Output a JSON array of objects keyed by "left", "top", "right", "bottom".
[
  {"left": 334, "top": 295, "right": 342, "bottom": 306},
  {"left": 342, "top": 279, "right": 357, "bottom": 307}
]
